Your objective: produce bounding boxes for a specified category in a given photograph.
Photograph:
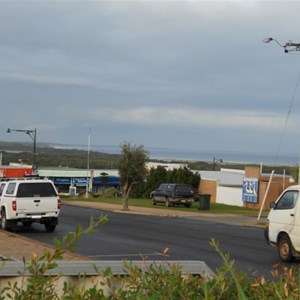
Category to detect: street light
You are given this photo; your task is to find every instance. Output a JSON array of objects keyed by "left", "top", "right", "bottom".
[
  {"left": 6, "top": 128, "right": 37, "bottom": 170},
  {"left": 263, "top": 37, "right": 300, "bottom": 53}
]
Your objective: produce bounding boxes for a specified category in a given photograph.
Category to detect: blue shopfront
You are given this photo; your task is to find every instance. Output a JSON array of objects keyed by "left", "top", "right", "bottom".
[
  {"left": 92, "top": 175, "right": 120, "bottom": 192},
  {"left": 52, "top": 177, "right": 89, "bottom": 193},
  {"left": 38, "top": 168, "right": 120, "bottom": 195}
]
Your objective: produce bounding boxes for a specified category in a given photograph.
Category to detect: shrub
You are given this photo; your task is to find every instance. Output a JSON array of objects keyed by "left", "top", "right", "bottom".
[{"left": 92, "top": 187, "right": 117, "bottom": 198}]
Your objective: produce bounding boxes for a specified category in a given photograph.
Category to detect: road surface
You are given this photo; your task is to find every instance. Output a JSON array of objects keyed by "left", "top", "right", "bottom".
[{"left": 17, "top": 205, "right": 298, "bottom": 278}]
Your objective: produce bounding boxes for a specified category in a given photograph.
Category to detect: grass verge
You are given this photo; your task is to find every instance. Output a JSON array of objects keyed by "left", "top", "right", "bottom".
[{"left": 62, "top": 196, "right": 268, "bottom": 216}]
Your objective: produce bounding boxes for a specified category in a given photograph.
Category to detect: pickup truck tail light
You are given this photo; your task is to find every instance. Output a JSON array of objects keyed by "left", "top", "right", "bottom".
[
  {"left": 12, "top": 200, "right": 17, "bottom": 211},
  {"left": 57, "top": 198, "right": 61, "bottom": 209}
]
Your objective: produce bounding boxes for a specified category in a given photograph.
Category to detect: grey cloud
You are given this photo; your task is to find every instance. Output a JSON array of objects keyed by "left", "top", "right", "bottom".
[{"left": 1, "top": 1, "right": 300, "bottom": 160}]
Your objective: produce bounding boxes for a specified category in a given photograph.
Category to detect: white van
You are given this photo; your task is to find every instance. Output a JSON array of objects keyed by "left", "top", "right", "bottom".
[{"left": 264, "top": 185, "right": 300, "bottom": 262}]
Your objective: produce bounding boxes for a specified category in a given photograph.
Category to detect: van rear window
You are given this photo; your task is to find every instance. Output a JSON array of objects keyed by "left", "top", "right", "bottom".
[{"left": 17, "top": 183, "right": 57, "bottom": 198}]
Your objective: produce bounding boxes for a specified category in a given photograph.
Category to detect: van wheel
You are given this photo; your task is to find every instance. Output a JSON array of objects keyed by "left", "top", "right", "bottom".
[
  {"left": 45, "top": 223, "right": 56, "bottom": 232},
  {"left": 1, "top": 210, "right": 12, "bottom": 231},
  {"left": 278, "top": 235, "right": 294, "bottom": 262}
]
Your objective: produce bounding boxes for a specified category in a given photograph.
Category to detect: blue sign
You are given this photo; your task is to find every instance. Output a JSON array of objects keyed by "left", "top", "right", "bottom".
[
  {"left": 242, "top": 178, "right": 258, "bottom": 203},
  {"left": 93, "top": 176, "right": 120, "bottom": 186},
  {"left": 54, "top": 177, "right": 71, "bottom": 185},
  {"left": 53, "top": 177, "right": 88, "bottom": 186},
  {"left": 73, "top": 177, "right": 88, "bottom": 186}
]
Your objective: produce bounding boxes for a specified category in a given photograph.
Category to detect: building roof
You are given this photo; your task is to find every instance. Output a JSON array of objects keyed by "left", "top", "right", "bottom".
[
  {"left": 38, "top": 167, "right": 89, "bottom": 177},
  {"left": 38, "top": 167, "right": 119, "bottom": 178}
]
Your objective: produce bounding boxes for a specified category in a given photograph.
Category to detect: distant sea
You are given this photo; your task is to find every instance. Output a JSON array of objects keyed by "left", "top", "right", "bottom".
[
  {"left": 146, "top": 148, "right": 299, "bottom": 166},
  {"left": 52, "top": 144, "right": 299, "bottom": 166}
]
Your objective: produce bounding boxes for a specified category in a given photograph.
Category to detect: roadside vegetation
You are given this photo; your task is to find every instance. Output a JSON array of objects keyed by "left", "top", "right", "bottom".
[
  {"left": 130, "top": 164, "right": 201, "bottom": 199},
  {"left": 0, "top": 217, "right": 298, "bottom": 299}
]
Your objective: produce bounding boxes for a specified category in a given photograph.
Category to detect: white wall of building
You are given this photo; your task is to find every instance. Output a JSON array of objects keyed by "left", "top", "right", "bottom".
[{"left": 216, "top": 186, "right": 243, "bottom": 207}]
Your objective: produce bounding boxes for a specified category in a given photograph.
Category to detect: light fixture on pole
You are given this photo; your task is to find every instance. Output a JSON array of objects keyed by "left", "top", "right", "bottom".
[
  {"left": 6, "top": 128, "right": 37, "bottom": 170},
  {"left": 263, "top": 37, "right": 300, "bottom": 53}
]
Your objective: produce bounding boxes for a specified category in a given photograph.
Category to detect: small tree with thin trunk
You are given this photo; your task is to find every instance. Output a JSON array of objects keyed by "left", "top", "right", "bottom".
[{"left": 118, "top": 141, "right": 149, "bottom": 210}]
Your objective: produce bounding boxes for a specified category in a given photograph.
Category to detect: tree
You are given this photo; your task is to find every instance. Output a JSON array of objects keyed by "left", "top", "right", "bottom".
[
  {"left": 118, "top": 142, "right": 149, "bottom": 210},
  {"left": 291, "top": 165, "right": 299, "bottom": 183},
  {"left": 173, "top": 167, "right": 199, "bottom": 186},
  {"left": 134, "top": 165, "right": 201, "bottom": 198},
  {"left": 141, "top": 166, "right": 168, "bottom": 198}
]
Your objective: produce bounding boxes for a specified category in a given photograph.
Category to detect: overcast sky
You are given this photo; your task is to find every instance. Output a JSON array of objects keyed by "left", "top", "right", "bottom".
[{"left": 1, "top": 0, "right": 300, "bottom": 162}]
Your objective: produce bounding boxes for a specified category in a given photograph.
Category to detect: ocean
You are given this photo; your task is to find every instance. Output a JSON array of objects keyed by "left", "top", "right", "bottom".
[
  {"left": 53, "top": 144, "right": 299, "bottom": 166},
  {"left": 142, "top": 148, "right": 299, "bottom": 166}
]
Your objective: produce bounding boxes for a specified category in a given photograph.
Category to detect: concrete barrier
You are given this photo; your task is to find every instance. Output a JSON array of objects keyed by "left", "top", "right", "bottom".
[{"left": 0, "top": 260, "right": 215, "bottom": 296}]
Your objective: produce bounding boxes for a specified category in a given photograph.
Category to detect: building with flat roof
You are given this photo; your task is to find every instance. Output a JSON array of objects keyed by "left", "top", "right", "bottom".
[{"left": 199, "top": 167, "right": 294, "bottom": 208}]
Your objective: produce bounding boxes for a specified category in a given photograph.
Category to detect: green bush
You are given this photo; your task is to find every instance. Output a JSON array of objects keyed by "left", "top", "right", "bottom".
[
  {"left": 92, "top": 187, "right": 117, "bottom": 198},
  {"left": 132, "top": 166, "right": 201, "bottom": 198}
]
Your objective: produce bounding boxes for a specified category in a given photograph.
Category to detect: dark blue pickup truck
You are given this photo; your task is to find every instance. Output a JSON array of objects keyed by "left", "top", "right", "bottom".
[{"left": 150, "top": 183, "right": 195, "bottom": 208}]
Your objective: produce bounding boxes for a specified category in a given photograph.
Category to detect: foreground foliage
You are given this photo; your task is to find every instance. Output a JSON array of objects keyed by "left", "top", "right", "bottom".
[{"left": 0, "top": 220, "right": 299, "bottom": 299}]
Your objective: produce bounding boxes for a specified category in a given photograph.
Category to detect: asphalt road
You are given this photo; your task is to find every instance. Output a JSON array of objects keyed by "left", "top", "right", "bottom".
[{"left": 17, "top": 205, "right": 298, "bottom": 278}]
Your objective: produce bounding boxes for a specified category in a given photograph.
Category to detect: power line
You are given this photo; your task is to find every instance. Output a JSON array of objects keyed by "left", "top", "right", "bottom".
[{"left": 274, "top": 72, "right": 300, "bottom": 163}]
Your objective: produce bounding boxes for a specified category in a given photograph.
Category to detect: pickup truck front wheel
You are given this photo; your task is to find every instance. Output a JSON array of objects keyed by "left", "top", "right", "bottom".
[
  {"left": 1, "top": 210, "right": 12, "bottom": 231},
  {"left": 278, "top": 235, "right": 294, "bottom": 262}
]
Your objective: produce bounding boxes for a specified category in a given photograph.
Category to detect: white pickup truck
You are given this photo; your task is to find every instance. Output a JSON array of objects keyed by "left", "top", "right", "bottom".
[
  {"left": 264, "top": 185, "right": 300, "bottom": 262},
  {"left": 0, "top": 178, "right": 61, "bottom": 232}
]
